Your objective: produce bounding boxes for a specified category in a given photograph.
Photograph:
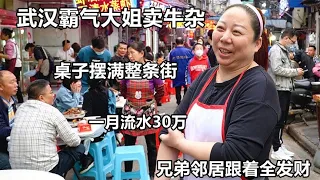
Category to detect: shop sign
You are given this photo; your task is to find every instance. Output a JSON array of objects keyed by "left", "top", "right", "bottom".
[
  {"left": 167, "top": 20, "right": 215, "bottom": 30},
  {"left": 167, "top": 21, "right": 184, "bottom": 29},
  {"left": 204, "top": 20, "right": 215, "bottom": 30},
  {"left": 142, "top": 0, "right": 171, "bottom": 12},
  {"left": 76, "top": 0, "right": 133, "bottom": 12}
]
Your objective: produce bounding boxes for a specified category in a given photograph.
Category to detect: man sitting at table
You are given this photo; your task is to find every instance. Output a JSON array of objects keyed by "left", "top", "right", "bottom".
[
  {"left": 8, "top": 79, "right": 94, "bottom": 176},
  {"left": 0, "top": 70, "right": 18, "bottom": 170}
]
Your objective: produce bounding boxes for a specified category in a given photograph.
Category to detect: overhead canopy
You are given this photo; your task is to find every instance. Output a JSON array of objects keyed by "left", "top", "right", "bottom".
[
  {"left": 301, "top": 0, "right": 320, "bottom": 6},
  {"left": 289, "top": 0, "right": 305, "bottom": 7},
  {"left": 159, "top": 0, "right": 189, "bottom": 8}
]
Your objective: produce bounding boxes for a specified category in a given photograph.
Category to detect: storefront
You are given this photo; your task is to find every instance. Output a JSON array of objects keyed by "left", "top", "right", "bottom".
[
  {"left": 0, "top": 8, "right": 30, "bottom": 91},
  {"left": 75, "top": 0, "right": 138, "bottom": 55}
]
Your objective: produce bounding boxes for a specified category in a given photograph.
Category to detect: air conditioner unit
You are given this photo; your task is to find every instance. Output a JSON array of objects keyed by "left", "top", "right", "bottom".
[{"left": 292, "top": 8, "right": 305, "bottom": 28}]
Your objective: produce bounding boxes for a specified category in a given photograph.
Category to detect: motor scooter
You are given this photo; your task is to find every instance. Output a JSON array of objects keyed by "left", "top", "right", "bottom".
[{"left": 289, "top": 79, "right": 320, "bottom": 125}]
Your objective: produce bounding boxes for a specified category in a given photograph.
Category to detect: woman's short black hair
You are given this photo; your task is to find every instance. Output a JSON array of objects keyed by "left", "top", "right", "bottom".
[
  {"left": 25, "top": 43, "right": 35, "bottom": 51},
  {"left": 62, "top": 75, "right": 80, "bottom": 91},
  {"left": 156, "top": 52, "right": 164, "bottom": 59},
  {"left": 128, "top": 41, "right": 146, "bottom": 58},
  {"left": 71, "top": 43, "right": 81, "bottom": 53},
  {"left": 88, "top": 78, "right": 108, "bottom": 92},
  {"left": 1, "top": 28, "right": 13, "bottom": 38}
]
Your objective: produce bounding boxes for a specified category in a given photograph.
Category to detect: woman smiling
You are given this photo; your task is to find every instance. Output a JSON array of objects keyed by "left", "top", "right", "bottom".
[{"left": 155, "top": 4, "right": 281, "bottom": 180}]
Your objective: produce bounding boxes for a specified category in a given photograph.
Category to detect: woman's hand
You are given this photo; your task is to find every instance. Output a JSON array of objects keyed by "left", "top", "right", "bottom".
[
  {"left": 71, "top": 82, "right": 81, "bottom": 93},
  {"left": 159, "top": 129, "right": 185, "bottom": 149}
]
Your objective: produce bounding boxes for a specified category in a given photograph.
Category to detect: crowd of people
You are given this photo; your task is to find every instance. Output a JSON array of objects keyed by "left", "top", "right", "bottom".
[{"left": 0, "top": 2, "right": 319, "bottom": 180}]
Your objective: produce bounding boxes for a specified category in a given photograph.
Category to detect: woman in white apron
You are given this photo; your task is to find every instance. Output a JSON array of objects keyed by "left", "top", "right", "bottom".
[{"left": 155, "top": 4, "right": 281, "bottom": 180}]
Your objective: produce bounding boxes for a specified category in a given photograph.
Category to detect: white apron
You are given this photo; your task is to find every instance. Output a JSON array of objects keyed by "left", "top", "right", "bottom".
[{"left": 183, "top": 68, "right": 246, "bottom": 180}]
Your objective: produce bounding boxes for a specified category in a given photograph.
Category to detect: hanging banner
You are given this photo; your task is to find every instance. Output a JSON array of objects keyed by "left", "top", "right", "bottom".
[
  {"left": 76, "top": 0, "right": 138, "bottom": 12},
  {"left": 141, "top": 0, "right": 171, "bottom": 11}
]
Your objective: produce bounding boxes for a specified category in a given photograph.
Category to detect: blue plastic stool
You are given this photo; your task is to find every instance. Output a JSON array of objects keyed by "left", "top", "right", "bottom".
[
  {"left": 73, "top": 131, "right": 117, "bottom": 180},
  {"left": 113, "top": 145, "right": 150, "bottom": 180}
]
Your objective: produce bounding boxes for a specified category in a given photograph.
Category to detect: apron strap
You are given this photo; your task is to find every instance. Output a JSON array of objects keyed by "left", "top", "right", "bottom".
[
  {"left": 186, "top": 68, "right": 218, "bottom": 115},
  {"left": 224, "top": 70, "right": 247, "bottom": 107},
  {"left": 195, "top": 68, "right": 219, "bottom": 101}
]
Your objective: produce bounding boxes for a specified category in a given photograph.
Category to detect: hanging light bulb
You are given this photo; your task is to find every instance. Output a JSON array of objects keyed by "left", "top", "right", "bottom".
[{"left": 20, "top": 29, "right": 25, "bottom": 35}]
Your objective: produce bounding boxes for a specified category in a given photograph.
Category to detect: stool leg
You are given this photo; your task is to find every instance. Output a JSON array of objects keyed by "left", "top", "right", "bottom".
[
  {"left": 137, "top": 154, "right": 149, "bottom": 180},
  {"left": 114, "top": 157, "right": 123, "bottom": 180}
]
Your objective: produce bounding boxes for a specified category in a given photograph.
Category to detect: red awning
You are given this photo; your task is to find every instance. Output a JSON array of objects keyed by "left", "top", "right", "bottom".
[
  {"left": 0, "top": 9, "right": 17, "bottom": 26},
  {"left": 159, "top": 0, "right": 189, "bottom": 8}
]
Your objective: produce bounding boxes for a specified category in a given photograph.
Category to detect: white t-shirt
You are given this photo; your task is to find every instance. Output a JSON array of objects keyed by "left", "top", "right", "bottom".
[
  {"left": 56, "top": 48, "right": 75, "bottom": 62},
  {"left": 14, "top": 44, "right": 22, "bottom": 68}
]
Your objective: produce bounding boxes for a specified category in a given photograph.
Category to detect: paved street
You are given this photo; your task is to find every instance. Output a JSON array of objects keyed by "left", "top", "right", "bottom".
[{"left": 65, "top": 94, "right": 320, "bottom": 179}]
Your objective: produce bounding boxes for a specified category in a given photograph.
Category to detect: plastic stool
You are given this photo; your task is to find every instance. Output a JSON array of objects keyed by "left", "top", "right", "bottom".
[
  {"left": 114, "top": 145, "right": 150, "bottom": 180},
  {"left": 161, "top": 95, "right": 170, "bottom": 104},
  {"left": 73, "top": 131, "right": 116, "bottom": 180},
  {"left": 106, "top": 131, "right": 117, "bottom": 154}
]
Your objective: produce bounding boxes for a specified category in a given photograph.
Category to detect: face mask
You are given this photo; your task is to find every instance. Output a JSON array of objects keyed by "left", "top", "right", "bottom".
[
  {"left": 195, "top": 50, "right": 203, "bottom": 57},
  {"left": 286, "top": 45, "right": 296, "bottom": 52},
  {"left": 95, "top": 50, "right": 104, "bottom": 55}
]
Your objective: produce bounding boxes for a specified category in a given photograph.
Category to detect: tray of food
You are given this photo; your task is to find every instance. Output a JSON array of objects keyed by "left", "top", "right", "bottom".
[{"left": 63, "top": 108, "right": 86, "bottom": 119}]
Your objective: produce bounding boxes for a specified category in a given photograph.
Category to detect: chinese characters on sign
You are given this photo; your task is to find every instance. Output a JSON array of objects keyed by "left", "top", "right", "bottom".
[
  {"left": 16, "top": 7, "right": 205, "bottom": 29},
  {"left": 76, "top": 0, "right": 132, "bottom": 12}
]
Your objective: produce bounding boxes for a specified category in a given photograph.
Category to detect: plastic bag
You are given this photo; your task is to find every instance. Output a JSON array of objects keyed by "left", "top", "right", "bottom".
[
  {"left": 309, "top": 33, "right": 316, "bottom": 45},
  {"left": 24, "top": 69, "right": 36, "bottom": 77}
]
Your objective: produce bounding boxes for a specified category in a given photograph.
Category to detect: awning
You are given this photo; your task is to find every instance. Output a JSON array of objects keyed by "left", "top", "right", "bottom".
[
  {"left": 0, "top": 9, "right": 17, "bottom": 26},
  {"left": 289, "top": 0, "right": 305, "bottom": 7},
  {"left": 160, "top": 0, "right": 189, "bottom": 8},
  {"left": 141, "top": 0, "right": 190, "bottom": 11},
  {"left": 301, "top": 0, "right": 320, "bottom": 6},
  {"left": 266, "top": 19, "right": 287, "bottom": 29}
]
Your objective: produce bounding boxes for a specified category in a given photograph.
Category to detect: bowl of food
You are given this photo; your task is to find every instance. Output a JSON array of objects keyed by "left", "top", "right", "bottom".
[{"left": 63, "top": 108, "right": 86, "bottom": 119}]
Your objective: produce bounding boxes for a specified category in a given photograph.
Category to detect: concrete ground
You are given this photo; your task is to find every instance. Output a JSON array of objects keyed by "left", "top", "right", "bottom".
[{"left": 50, "top": 91, "right": 320, "bottom": 180}]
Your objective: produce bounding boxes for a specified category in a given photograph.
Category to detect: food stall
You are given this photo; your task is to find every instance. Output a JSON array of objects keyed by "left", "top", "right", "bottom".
[{"left": 0, "top": 8, "right": 30, "bottom": 92}]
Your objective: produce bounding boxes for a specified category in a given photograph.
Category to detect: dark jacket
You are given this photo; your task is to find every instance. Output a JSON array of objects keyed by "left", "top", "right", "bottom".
[
  {"left": 294, "top": 50, "right": 316, "bottom": 82},
  {"left": 0, "top": 97, "right": 17, "bottom": 154},
  {"left": 207, "top": 46, "right": 218, "bottom": 67},
  {"left": 110, "top": 55, "right": 129, "bottom": 63}
]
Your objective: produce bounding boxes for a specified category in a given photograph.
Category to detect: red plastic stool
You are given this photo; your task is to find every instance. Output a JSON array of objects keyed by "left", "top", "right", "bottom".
[{"left": 161, "top": 95, "right": 170, "bottom": 104}]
